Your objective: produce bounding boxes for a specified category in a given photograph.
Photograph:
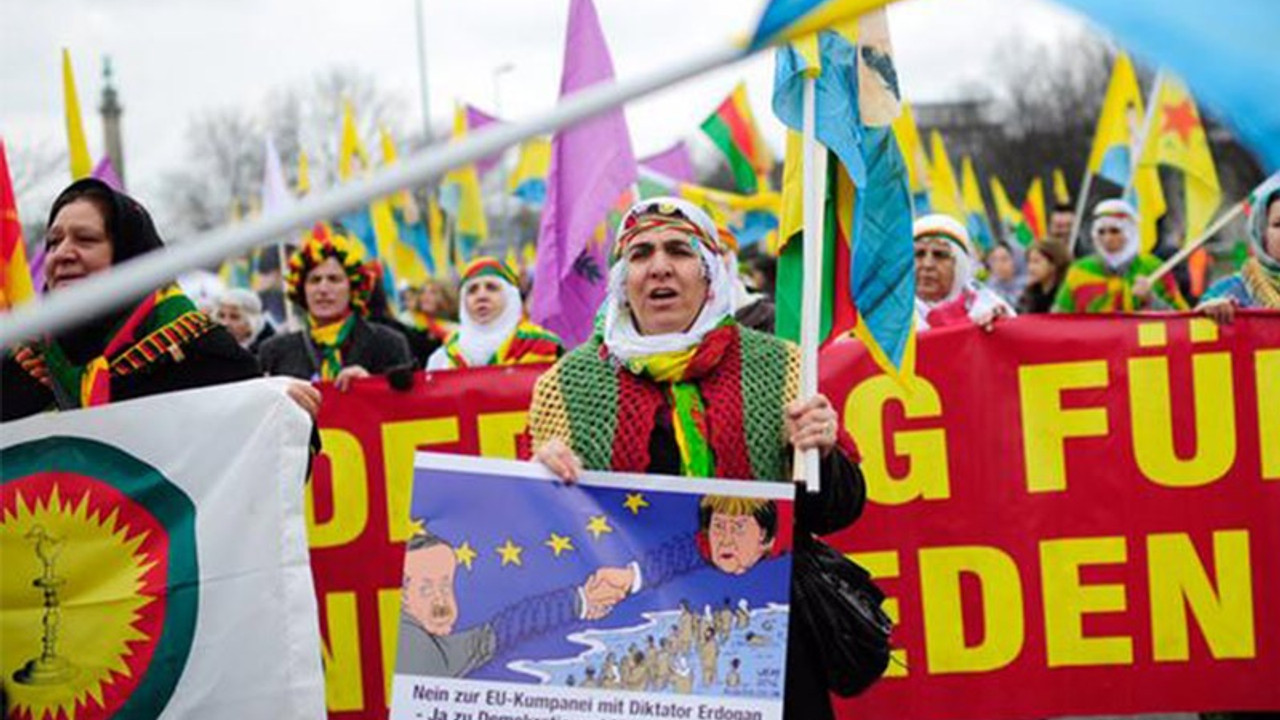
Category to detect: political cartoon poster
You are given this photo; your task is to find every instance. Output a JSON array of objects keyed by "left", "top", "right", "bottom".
[{"left": 390, "top": 453, "right": 796, "bottom": 720}]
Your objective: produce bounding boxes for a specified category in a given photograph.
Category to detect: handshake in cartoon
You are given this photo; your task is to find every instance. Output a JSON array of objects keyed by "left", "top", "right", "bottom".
[{"left": 577, "top": 562, "right": 640, "bottom": 620}]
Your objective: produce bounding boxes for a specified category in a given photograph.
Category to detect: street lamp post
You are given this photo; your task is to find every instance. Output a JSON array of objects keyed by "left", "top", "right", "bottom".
[{"left": 492, "top": 62, "right": 516, "bottom": 255}]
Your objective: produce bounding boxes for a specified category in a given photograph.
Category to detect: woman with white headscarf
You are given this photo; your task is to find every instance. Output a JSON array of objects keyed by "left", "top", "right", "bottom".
[
  {"left": 528, "top": 197, "right": 865, "bottom": 720},
  {"left": 213, "top": 288, "right": 276, "bottom": 354},
  {"left": 1197, "top": 177, "right": 1280, "bottom": 323},
  {"left": 912, "top": 214, "right": 1015, "bottom": 331},
  {"left": 1053, "top": 199, "right": 1187, "bottom": 313},
  {"left": 425, "top": 257, "right": 562, "bottom": 370}
]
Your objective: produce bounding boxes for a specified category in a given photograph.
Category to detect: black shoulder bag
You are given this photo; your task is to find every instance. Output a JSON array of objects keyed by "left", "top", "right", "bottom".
[{"left": 791, "top": 534, "right": 894, "bottom": 697}]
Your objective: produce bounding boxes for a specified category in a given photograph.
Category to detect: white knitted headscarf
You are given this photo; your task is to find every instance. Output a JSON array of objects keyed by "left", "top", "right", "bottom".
[
  {"left": 913, "top": 213, "right": 976, "bottom": 309},
  {"left": 601, "top": 197, "right": 735, "bottom": 363},
  {"left": 1091, "top": 198, "right": 1141, "bottom": 271},
  {"left": 453, "top": 276, "right": 524, "bottom": 367}
]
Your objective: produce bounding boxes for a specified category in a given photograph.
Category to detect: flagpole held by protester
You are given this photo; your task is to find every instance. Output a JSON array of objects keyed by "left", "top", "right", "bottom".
[
  {"left": 796, "top": 63, "right": 825, "bottom": 495},
  {"left": 1144, "top": 171, "right": 1278, "bottom": 285}
]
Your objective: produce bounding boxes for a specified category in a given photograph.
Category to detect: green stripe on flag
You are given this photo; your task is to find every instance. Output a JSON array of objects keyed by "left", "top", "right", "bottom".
[
  {"left": 701, "top": 115, "right": 760, "bottom": 194},
  {"left": 776, "top": 157, "right": 838, "bottom": 342}
]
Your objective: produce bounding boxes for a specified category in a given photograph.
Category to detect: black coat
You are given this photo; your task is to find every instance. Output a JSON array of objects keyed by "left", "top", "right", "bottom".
[
  {"left": 247, "top": 322, "right": 277, "bottom": 356},
  {"left": 2, "top": 325, "right": 261, "bottom": 423},
  {"left": 257, "top": 316, "right": 412, "bottom": 380},
  {"left": 5, "top": 178, "right": 262, "bottom": 423},
  {"left": 644, "top": 414, "right": 864, "bottom": 720}
]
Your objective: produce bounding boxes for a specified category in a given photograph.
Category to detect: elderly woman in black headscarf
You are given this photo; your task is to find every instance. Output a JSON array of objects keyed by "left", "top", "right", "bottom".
[{"left": 2, "top": 179, "right": 263, "bottom": 421}]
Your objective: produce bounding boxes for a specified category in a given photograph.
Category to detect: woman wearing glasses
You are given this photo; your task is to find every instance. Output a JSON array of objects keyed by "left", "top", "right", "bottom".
[{"left": 912, "top": 213, "right": 1015, "bottom": 331}]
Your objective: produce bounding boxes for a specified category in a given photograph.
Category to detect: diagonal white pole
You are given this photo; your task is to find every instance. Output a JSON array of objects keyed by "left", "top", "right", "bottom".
[
  {"left": 1, "top": 42, "right": 745, "bottom": 348},
  {"left": 1068, "top": 169, "right": 1094, "bottom": 256},
  {"left": 794, "top": 74, "right": 825, "bottom": 494},
  {"left": 1146, "top": 198, "right": 1244, "bottom": 284}
]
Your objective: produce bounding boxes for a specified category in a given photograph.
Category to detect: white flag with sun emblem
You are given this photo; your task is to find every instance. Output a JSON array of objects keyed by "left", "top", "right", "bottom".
[{"left": 0, "top": 378, "right": 325, "bottom": 720}]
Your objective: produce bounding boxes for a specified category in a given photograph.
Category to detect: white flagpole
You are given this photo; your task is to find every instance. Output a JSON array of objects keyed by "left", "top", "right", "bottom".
[
  {"left": 795, "top": 74, "right": 825, "bottom": 494},
  {"left": 1124, "top": 70, "right": 1164, "bottom": 199},
  {"left": 1146, "top": 198, "right": 1246, "bottom": 284},
  {"left": 1, "top": 42, "right": 747, "bottom": 347}
]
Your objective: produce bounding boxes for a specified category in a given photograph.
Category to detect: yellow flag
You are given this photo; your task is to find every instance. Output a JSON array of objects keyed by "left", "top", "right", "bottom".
[
  {"left": 988, "top": 176, "right": 1022, "bottom": 230},
  {"left": 927, "top": 131, "right": 963, "bottom": 220},
  {"left": 751, "top": 0, "right": 899, "bottom": 50},
  {"left": 1084, "top": 52, "right": 1165, "bottom": 250},
  {"left": 1134, "top": 168, "right": 1167, "bottom": 253},
  {"left": 338, "top": 99, "right": 369, "bottom": 182},
  {"left": 892, "top": 101, "right": 930, "bottom": 199},
  {"left": 521, "top": 243, "right": 536, "bottom": 274},
  {"left": 427, "top": 193, "right": 449, "bottom": 278},
  {"left": 1052, "top": 168, "right": 1070, "bottom": 205},
  {"left": 960, "top": 157, "right": 986, "bottom": 217},
  {"left": 369, "top": 125, "right": 427, "bottom": 287},
  {"left": 440, "top": 103, "right": 488, "bottom": 244},
  {"left": 370, "top": 197, "right": 427, "bottom": 287},
  {"left": 62, "top": 49, "right": 92, "bottom": 180},
  {"left": 777, "top": 128, "right": 805, "bottom": 255},
  {"left": 1138, "top": 75, "right": 1221, "bottom": 243},
  {"left": 507, "top": 138, "right": 551, "bottom": 195},
  {"left": 379, "top": 126, "right": 415, "bottom": 215},
  {"left": 1087, "top": 53, "right": 1143, "bottom": 180},
  {"left": 296, "top": 149, "right": 311, "bottom": 195}
]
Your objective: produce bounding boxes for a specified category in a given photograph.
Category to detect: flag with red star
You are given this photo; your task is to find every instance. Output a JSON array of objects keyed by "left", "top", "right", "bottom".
[{"left": 1138, "top": 75, "right": 1222, "bottom": 244}]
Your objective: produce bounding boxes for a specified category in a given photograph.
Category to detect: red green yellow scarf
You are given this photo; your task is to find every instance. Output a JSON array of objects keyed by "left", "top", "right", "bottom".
[
  {"left": 26, "top": 285, "right": 212, "bottom": 409},
  {"left": 442, "top": 320, "right": 562, "bottom": 368},
  {"left": 620, "top": 321, "right": 735, "bottom": 477},
  {"left": 309, "top": 314, "right": 356, "bottom": 381},
  {"left": 409, "top": 311, "right": 455, "bottom": 343}
]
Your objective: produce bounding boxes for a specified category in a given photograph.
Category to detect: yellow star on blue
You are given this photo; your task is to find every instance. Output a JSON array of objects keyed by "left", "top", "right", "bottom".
[
  {"left": 622, "top": 493, "right": 650, "bottom": 515},
  {"left": 495, "top": 538, "right": 524, "bottom": 567},
  {"left": 585, "top": 515, "right": 614, "bottom": 540},
  {"left": 544, "top": 532, "right": 575, "bottom": 558},
  {"left": 454, "top": 541, "right": 478, "bottom": 571}
]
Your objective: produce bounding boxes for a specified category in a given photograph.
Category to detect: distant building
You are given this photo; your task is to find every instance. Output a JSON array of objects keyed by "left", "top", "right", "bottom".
[
  {"left": 913, "top": 98, "right": 1000, "bottom": 163},
  {"left": 99, "top": 56, "right": 125, "bottom": 187}
]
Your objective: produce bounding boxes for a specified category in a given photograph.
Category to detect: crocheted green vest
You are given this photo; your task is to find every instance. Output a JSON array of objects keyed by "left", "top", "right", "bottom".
[{"left": 541, "top": 325, "right": 796, "bottom": 481}]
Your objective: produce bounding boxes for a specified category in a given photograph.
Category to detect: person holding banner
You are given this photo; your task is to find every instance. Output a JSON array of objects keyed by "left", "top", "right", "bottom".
[
  {"left": 258, "top": 224, "right": 412, "bottom": 391},
  {"left": 424, "top": 256, "right": 563, "bottom": 370},
  {"left": 913, "top": 213, "right": 1015, "bottom": 331},
  {"left": 2, "top": 179, "right": 262, "bottom": 421},
  {"left": 1197, "top": 181, "right": 1280, "bottom": 322},
  {"left": 527, "top": 197, "right": 864, "bottom": 720},
  {"left": 1054, "top": 199, "right": 1188, "bottom": 313}
]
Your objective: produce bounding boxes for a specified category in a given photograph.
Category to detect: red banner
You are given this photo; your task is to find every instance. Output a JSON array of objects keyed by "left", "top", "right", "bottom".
[
  {"left": 826, "top": 312, "right": 1280, "bottom": 718},
  {"left": 308, "top": 313, "right": 1280, "bottom": 719}
]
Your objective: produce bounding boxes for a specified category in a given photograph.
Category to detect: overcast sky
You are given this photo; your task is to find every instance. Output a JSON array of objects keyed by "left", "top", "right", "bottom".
[{"left": 2, "top": 0, "right": 1093, "bottom": 229}]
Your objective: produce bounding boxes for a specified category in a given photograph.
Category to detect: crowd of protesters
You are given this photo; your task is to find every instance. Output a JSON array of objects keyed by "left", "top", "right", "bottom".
[
  {"left": 2, "top": 167, "right": 1277, "bottom": 720},
  {"left": 6, "top": 175, "right": 1278, "bottom": 422}
]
